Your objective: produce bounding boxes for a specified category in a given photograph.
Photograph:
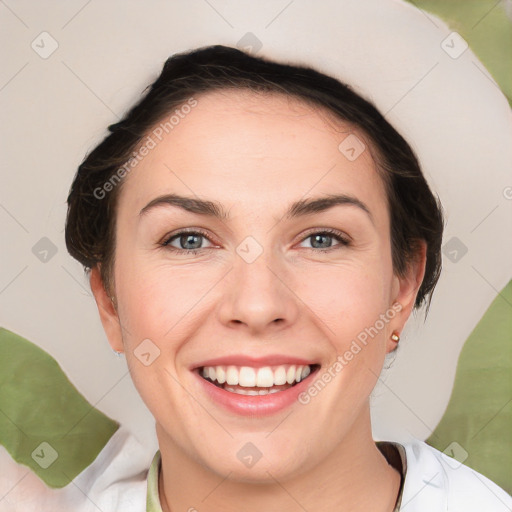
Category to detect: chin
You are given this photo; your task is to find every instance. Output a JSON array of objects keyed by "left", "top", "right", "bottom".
[{"left": 193, "top": 437, "right": 314, "bottom": 484}]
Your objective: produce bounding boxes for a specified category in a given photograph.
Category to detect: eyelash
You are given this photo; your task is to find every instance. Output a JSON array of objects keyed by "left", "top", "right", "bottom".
[{"left": 161, "top": 228, "right": 351, "bottom": 255}]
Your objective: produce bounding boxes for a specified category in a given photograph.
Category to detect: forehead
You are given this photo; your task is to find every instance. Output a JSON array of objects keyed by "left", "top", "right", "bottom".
[{"left": 118, "top": 89, "right": 387, "bottom": 221}]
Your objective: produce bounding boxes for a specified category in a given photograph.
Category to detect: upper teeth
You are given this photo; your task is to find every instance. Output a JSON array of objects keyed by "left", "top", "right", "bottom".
[{"left": 201, "top": 364, "right": 311, "bottom": 387}]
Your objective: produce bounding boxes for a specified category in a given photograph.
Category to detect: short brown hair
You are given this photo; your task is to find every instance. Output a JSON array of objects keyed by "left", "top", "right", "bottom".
[{"left": 65, "top": 45, "right": 443, "bottom": 309}]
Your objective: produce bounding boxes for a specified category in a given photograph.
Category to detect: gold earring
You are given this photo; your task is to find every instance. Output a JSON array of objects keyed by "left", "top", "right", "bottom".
[{"left": 391, "top": 332, "right": 400, "bottom": 342}]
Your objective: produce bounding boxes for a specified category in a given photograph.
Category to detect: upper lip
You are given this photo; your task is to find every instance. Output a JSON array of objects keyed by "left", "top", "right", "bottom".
[{"left": 192, "top": 354, "right": 318, "bottom": 370}]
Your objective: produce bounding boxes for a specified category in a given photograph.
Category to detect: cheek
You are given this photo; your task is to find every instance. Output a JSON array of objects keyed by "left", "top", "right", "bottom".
[
  {"left": 296, "top": 258, "right": 393, "bottom": 382},
  {"left": 113, "top": 258, "right": 202, "bottom": 418},
  {"left": 114, "top": 253, "right": 211, "bottom": 344},
  {"left": 114, "top": 222, "right": 394, "bottom": 346},
  {"left": 298, "top": 259, "right": 392, "bottom": 329}
]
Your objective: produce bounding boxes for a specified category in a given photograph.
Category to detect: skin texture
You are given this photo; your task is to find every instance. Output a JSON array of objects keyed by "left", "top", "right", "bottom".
[{"left": 90, "top": 89, "right": 426, "bottom": 512}]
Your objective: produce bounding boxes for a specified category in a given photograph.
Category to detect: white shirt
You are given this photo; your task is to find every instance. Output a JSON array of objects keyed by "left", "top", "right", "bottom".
[
  {"left": 397, "top": 439, "right": 511, "bottom": 511},
  {"left": 1, "top": 428, "right": 510, "bottom": 511}
]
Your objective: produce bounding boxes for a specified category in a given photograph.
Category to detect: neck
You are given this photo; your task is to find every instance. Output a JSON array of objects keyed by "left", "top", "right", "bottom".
[{"left": 157, "top": 407, "right": 401, "bottom": 512}]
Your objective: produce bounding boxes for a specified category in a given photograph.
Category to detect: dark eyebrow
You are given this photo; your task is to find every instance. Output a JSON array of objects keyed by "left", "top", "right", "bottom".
[
  {"left": 139, "top": 193, "right": 373, "bottom": 223},
  {"left": 286, "top": 194, "right": 373, "bottom": 223},
  {"left": 140, "top": 194, "right": 230, "bottom": 219}
]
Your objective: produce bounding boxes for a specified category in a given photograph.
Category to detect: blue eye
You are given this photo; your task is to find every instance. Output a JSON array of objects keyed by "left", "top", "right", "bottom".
[
  {"left": 162, "top": 230, "right": 213, "bottom": 254},
  {"left": 161, "top": 228, "right": 350, "bottom": 255},
  {"left": 299, "top": 230, "right": 350, "bottom": 251}
]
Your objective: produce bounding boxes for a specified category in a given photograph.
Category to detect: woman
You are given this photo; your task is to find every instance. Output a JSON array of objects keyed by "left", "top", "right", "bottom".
[{"left": 65, "top": 45, "right": 510, "bottom": 511}]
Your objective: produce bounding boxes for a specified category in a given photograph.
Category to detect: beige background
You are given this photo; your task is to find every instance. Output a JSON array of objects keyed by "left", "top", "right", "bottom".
[{"left": 1, "top": 0, "right": 511, "bottom": 455}]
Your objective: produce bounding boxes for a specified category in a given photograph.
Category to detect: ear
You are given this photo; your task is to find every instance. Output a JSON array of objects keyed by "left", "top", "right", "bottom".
[
  {"left": 386, "top": 241, "right": 427, "bottom": 354},
  {"left": 90, "top": 266, "right": 124, "bottom": 353}
]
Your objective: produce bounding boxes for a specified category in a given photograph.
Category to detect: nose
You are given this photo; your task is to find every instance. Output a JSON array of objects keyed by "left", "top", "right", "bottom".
[{"left": 216, "top": 248, "right": 300, "bottom": 335}]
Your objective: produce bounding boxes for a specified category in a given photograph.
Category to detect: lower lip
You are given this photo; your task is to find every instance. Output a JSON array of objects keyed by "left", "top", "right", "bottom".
[{"left": 194, "top": 368, "right": 318, "bottom": 416}]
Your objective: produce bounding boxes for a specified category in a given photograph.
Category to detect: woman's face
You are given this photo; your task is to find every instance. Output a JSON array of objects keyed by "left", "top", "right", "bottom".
[{"left": 92, "top": 89, "right": 421, "bottom": 482}]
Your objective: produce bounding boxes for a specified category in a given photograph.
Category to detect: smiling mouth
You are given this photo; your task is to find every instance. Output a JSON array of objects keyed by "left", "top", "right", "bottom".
[{"left": 198, "top": 364, "right": 320, "bottom": 395}]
